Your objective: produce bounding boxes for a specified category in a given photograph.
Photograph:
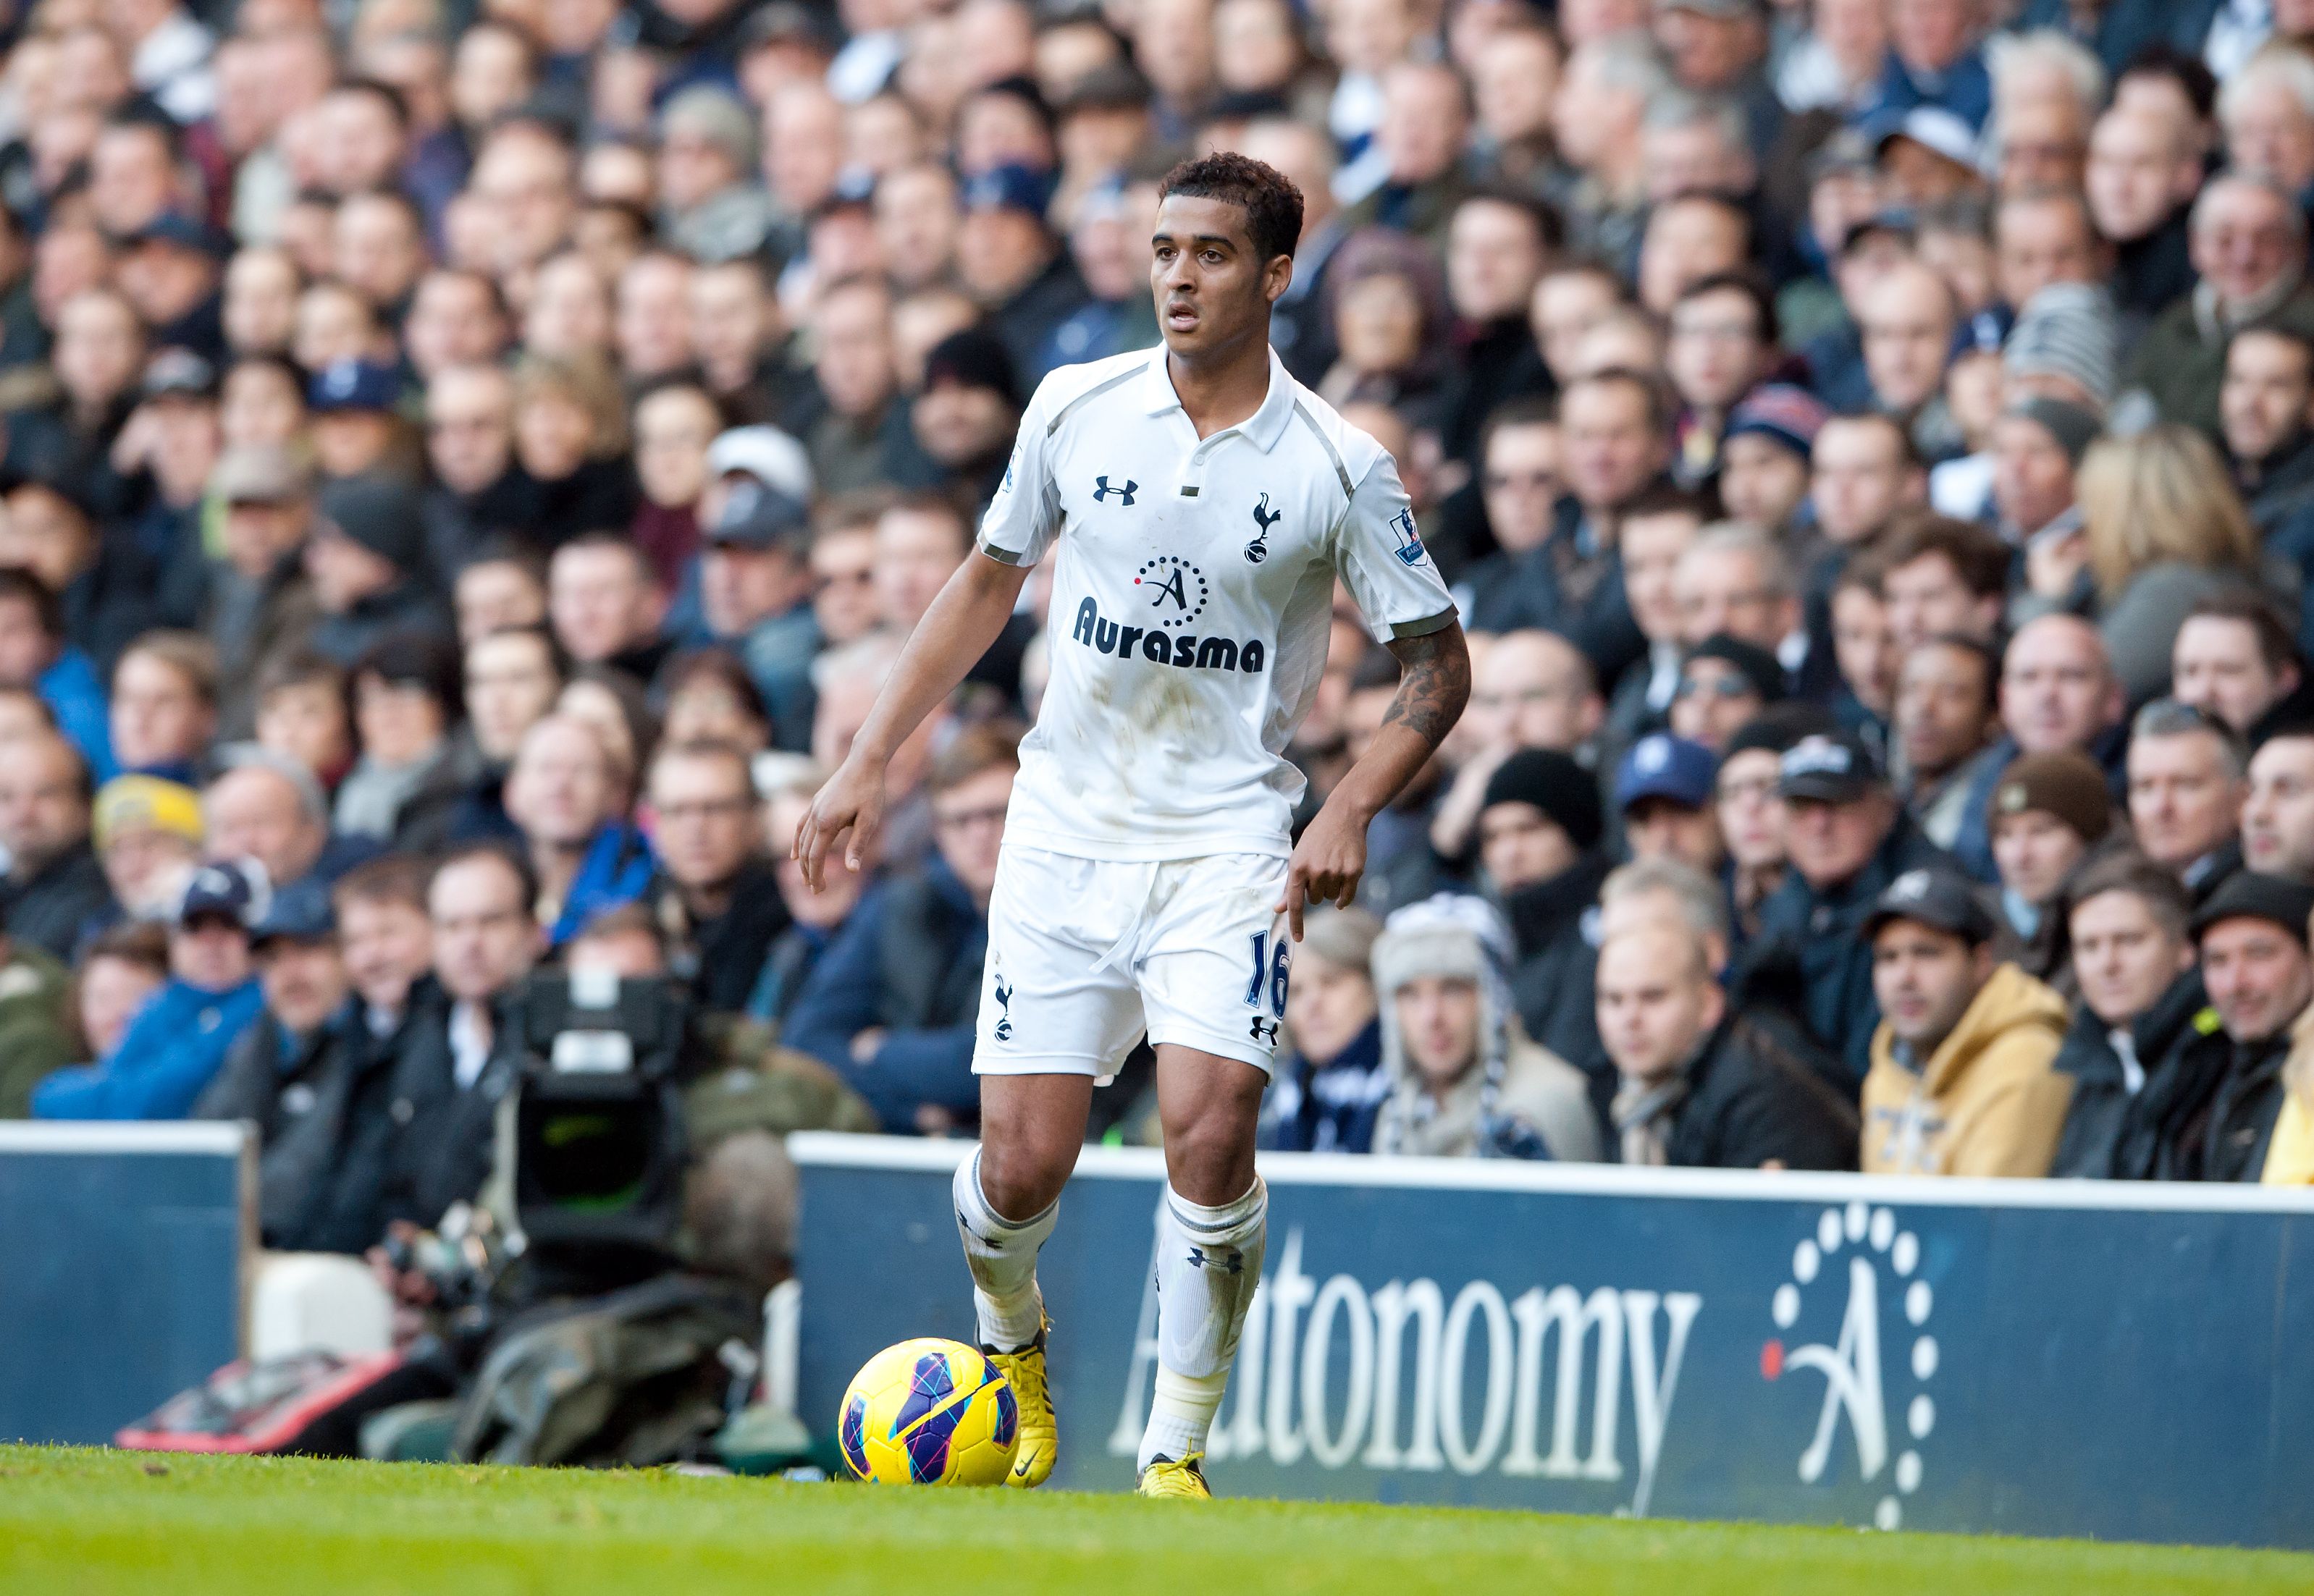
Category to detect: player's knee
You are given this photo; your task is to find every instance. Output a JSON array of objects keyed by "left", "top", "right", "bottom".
[
  {"left": 1163, "top": 1115, "right": 1257, "bottom": 1207},
  {"left": 977, "top": 1137, "right": 1071, "bottom": 1221}
]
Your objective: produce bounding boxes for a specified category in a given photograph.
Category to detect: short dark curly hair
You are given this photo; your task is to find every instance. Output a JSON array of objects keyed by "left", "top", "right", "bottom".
[{"left": 1156, "top": 151, "right": 1304, "bottom": 264}]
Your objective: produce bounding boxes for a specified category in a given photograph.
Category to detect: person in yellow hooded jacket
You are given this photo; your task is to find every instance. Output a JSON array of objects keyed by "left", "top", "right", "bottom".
[{"left": 1860, "top": 866, "right": 2073, "bottom": 1176}]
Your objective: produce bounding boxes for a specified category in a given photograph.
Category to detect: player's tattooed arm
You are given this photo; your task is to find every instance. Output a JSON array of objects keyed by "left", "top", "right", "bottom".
[
  {"left": 1278, "top": 620, "right": 1470, "bottom": 938},
  {"left": 1379, "top": 623, "right": 1473, "bottom": 751}
]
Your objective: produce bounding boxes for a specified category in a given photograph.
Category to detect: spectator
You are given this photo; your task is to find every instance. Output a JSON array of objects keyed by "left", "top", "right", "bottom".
[
  {"left": 369, "top": 845, "right": 545, "bottom": 1233},
  {"left": 200, "top": 445, "right": 319, "bottom": 736},
  {"left": 1859, "top": 866, "right": 2071, "bottom": 1175},
  {"left": 2218, "top": 326, "right": 2314, "bottom": 548},
  {"left": 2161, "top": 874, "right": 2314, "bottom": 1181},
  {"left": 1754, "top": 728, "right": 1951, "bottom": 1084},
  {"left": 1599, "top": 489, "right": 1707, "bottom": 753},
  {"left": 30, "top": 858, "right": 264, "bottom": 1119},
  {"left": 1670, "top": 634, "right": 1785, "bottom": 753},
  {"left": 502, "top": 713, "right": 654, "bottom": 947},
  {"left": 786, "top": 723, "right": 1019, "bottom": 1133},
  {"left": 1429, "top": 629, "right": 1602, "bottom": 864},
  {"left": 1258, "top": 904, "right": 1387, "bottom": 1154},
  {"left": 644, "top": 740, "right": 786, "bottom": 1016},
  {"left": 1673, "top": 522, "right": 1803, "bottom": 660},
  {"left": 253, "top": 651, "right": 354, "bottom": 793},
  {"left": 1895, "top": 633, "right": 2002, "bottom": 852},
  {"left": 304, "top": 474, "right": 452, "bottom": 666},
  {"left": 62, "top": 924, "right": 170, "bottom": 1084},
  {"left": 0, "top": 568, "right": 112, "bottom": 778},
  {"left": 2247, "top": 722, "right": 2314, "bottom": 885},
  {"left": 190, "top": 882, "right": 365, "bottom": 1249},
  {"left": 333, "top": 631, "right": 471, "bottom": 854},
  {"left": 2085, "top": 106, "right": 2202, "bottom": 321},
  {"left": 2126, "top": 172, "right": 2314, "bottom": 436},
  {"left": 2049, "top": 851, "right": 2205, "bottom": 1179},
  {"left": 0, "top": 730, "right": 114, "bottom": 959},
  {"left": 548, "top": 533, "right": 671, "bottom": 684},
  {"left": 456, "top": 628, "right": 564, "bottom": 843},
  {"left": 1368, "top": 893, "right": 1601, "bottom": 1162},
  {"left": 2058, "top": 426, "right": 2287, "bottom": 706},
  {"left": 1877, "top": 514, "right": 2008, "bottom": 651},
  {"left": 2126, "top": 699, "right": 2248, "bottom": 900},
  {"left": 1476, "top": 747, "right": 1612, "bottom": 1089},
  {"left": 694, "top": 485, "right": 817, "bottom": 748},
  {"left": 1615, "top": 732, "right": 1723, "bottom": 875},
  {"left": 750, "top": 764, "right": 872, "bottom": 1028},
  {"left": 1987, "top": 747, "right": 2114, "bottom": 956},
  {"left": 2171, "top": 595, "right": 2305, "bottom": 739},
  {"left": 1715, "top": 709, "right": 1811, "bottom": 946},
  {"left": 0, "top": 470, "right": 159, "bottom": 681},
  {"left": 1596, "top": 916, "right": 1856, "bottom": 1170},
  {"left": 204, "top": 748, "right": 375, "bottom": 892},
  {"left": 109, "top": 632, "right": 216, "bottom": 783},
  {"left": 91, "top": 774, "right": 203, "bottom": 923},
  {"left": 1719, "top": 387, "right": 1827, "bottom": 540},
  {"left": 1990, "top": 396, "right": 2095, "bottom": 549}
]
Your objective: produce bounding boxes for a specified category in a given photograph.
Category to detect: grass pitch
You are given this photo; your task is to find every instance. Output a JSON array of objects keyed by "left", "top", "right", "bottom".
[{"left": 3, "top": 1444, "right": 2308, "bottom": 1596}]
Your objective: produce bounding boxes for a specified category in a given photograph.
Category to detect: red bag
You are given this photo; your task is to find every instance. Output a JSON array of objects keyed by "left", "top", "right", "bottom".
[{"left": 115, "top": 1351, "right": 445, "bottom": 1456}]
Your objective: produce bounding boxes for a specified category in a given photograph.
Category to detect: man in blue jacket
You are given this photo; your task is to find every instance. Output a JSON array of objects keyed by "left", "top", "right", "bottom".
[
  {"left": 1745, "top": 728, "right": 1954, "bottom": 1092},
  {"left": 784, "top": 725, "right": 1016, "bottom": 1132},
  {"left": 32, "top": 858, "right": 265, "bottom": 1118}
]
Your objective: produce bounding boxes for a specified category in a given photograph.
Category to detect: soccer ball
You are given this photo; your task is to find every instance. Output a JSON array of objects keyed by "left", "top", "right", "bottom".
[{"left": 837, "top": 1338, "right": 1019, "bottom": 1485}]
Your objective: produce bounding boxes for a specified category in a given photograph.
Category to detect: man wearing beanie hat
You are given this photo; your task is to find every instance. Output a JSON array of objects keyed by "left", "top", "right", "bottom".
[
  {"left": 1990, "top": 396, "right": 2096, "bottom": 549},
  {"left": 1859, "top": 866, "right": 2072, "bottom": 1175},
  {"left": 1367, "top": 894, "right": 1600, "bottom": 1162},
  {"left": 306, "top": 473, "right": 453, "bottom": 667},
  {"left": 1720, "top": 385, "right": 1829, "bottom": 536},
  {"left": 657, "top": 86, "right": 774, "bottom": 263},
  {"left": 1258, "top": 904, "right": 1389, "bottom": 1154},
  {"left": 1478, "top": 748, "right": 1615, "bottom": 1092},
  {"left": 2129, "top": 871, "right": 2314, "bottom": 1181},
  {"left": 1987, "top": 748, "right": 2112, "bottom": 948},
  {"left": 912, "top": 329, "right": 1023, "bottom": 505},
  {"left": 93, "top": 773, "right": 206, "bottom": 921}
]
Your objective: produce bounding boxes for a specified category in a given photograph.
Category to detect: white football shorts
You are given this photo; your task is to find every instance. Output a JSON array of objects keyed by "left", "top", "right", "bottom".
[{"left": 974, "top": 846, "right": 1294, "bottom": 1078}]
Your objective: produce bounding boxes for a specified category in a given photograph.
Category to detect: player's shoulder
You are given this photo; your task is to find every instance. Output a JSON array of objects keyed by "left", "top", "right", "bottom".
[
  {"left": 1025, "top": 348, "right": 1155, "bottom": 434},
  {"left": 1274, "top": 370, "right": 1388, "bottom": 494}
]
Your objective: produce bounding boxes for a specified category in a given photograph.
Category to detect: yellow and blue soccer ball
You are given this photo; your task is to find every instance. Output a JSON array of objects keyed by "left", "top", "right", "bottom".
[{"left": 837, "top": 1338, "right": 1019, "bottom": 1485}]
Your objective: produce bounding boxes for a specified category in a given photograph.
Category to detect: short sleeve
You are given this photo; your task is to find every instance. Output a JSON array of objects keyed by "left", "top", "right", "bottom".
[
  {"left": 1332, "top": 452, "right": 1458, "bottom": 641},
  {"left": 975, "top": 377, "right": 1066, "bottom": 568}
]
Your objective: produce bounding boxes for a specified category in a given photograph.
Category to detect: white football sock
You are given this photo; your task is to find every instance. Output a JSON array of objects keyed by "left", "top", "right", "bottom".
[
  {"left": 1139, "top": 1177, "right": 1267, "bottom": 1470},
  {"left": 954, "top": 1149, "right": 1056, "bottom": 1352}
]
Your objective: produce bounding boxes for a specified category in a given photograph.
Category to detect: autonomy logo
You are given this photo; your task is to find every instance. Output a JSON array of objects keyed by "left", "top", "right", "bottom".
[{"left": 1762, "top": 1202, "right": 1937, "bottom": 1532}]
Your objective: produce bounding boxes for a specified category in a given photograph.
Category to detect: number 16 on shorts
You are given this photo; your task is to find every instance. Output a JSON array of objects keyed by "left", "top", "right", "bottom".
[{"left": 1245, "top": 931, "right": 1289, "bottom": 1044}]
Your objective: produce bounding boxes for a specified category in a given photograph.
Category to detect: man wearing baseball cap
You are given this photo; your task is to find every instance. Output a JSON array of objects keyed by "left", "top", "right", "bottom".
[
  {"left": 697, "top": 479, "right": 817, "bottom": 744},
  {"left": 1754, "top": 727, "right": 1953, "bottom": 1086},
  {"left": 192, "top": 882, "right": 365, "bottom": 1248},
  {"left": 30, "top": 859, "right": 266, "bottom": 1120},
  {"left": 2148, "top": 872, "right": 2314, "bottom": 1182},
  {"left": 1859, "top": 866, "right": 2071, "bottom": 1176},
  {"left": 1615, "top": 732, "right": 1723, "bottom": 875},
  {"left": 956, "top": 163, "right": 1087, "bottom": 383}
]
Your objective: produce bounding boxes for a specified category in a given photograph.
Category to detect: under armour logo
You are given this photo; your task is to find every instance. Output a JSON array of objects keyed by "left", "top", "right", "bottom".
[
  {"left": 1093, "top": 475, "right": 1137, "bottom": 505},
  {"left": 1246, "top": 491, "right": 1282, "bottom": 564},
  {"left": 1248, "top": 1016, "right": 1279, "bottom": 1044},
  {"left": 1187, "top": 1246, "right": 1244, "bottom": 1275},
  {"left": 993, "top": 976, "right": 1014, "bottom": 1042}
]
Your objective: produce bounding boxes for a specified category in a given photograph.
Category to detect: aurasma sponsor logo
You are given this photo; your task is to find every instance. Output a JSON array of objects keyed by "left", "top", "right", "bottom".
[
  {"left": 1108, "top": 1226, "right": 1700, "bottom": 1518},
  {"left": 1069, "top": 597, "right": 1268, "bottom": 672}
]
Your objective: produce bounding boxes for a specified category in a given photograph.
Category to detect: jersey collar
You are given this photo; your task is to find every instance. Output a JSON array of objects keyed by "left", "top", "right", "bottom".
[{"left": 1137, "top": 343, "right": 1297, "bottom": 453}]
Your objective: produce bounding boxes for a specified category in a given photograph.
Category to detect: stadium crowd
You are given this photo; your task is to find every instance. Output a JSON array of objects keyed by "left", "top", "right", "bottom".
[{"left": 1, "top": 0, "right": 2313, "bottom": 1292}]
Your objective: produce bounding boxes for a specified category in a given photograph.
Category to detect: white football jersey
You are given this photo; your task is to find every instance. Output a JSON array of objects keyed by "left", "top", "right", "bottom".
[{"left": 977, "top": 345, "right": 1456, "bottom": 862}]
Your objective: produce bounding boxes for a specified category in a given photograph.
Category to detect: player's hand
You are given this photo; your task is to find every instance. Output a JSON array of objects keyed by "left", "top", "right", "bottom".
[
  {"left": 793, "top": 754, "right": 887, "bottom": 892},
  {"left": 1277, "top": 798, "right": 1369, "bottom": 940}
]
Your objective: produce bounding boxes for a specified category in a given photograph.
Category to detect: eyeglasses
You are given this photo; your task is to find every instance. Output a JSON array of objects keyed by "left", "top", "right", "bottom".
[
  {"left": 1676, "top": 675, "right": 1759, "bottom": 701},
  {"left": 655, "top": 797, "right": 754, "bottom": 824}
]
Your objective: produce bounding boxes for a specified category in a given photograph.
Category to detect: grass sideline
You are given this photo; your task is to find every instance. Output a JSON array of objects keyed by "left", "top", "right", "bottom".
[{"left": 3, "top": 1445, "right": 2309, "bottom": 1596}]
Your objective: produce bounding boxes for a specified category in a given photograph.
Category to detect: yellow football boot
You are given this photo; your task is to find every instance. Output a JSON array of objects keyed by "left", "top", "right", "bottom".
[
  {"left": 984, "top": 1320, "right": 1055, "bottom": 1488},
  {"left": 1136, "top": 1454, "right": 1212, "bottom": 1500}
]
